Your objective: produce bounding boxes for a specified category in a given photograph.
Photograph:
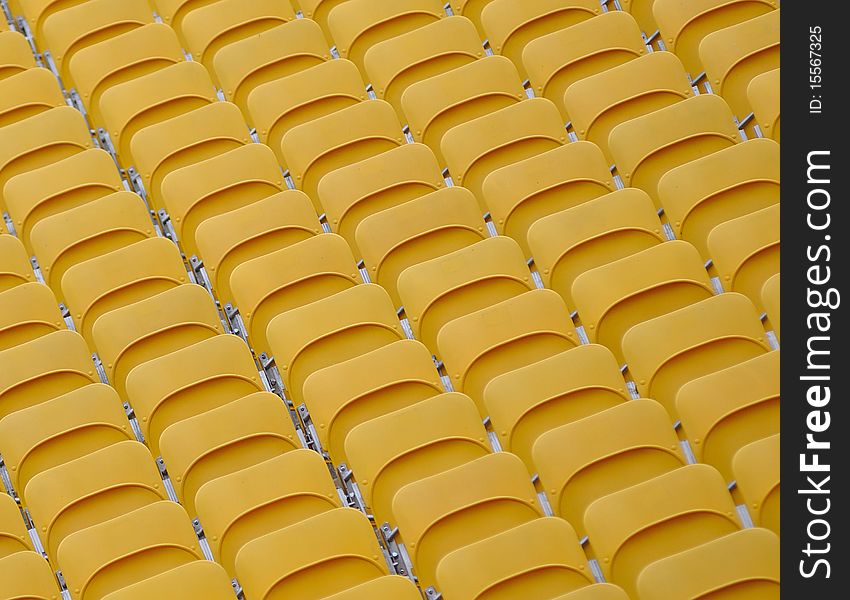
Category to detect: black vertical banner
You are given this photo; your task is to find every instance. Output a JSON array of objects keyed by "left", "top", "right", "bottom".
[{"left": 782, "top": 3, "right": 847, "bottom": 597}]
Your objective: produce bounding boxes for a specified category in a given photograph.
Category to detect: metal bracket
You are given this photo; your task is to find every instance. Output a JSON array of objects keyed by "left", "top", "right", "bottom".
[
  {"left": 297, "top": 403, "right": 322, "bottom": 453},
  {"left": 425, "top": 587, "right": 443, "bottom": 600},
  {"left": 92, "top": 353, "right": 109, "bottom": 384},
  {"left": 337, "top": 463, "right": 368, "bottom": 512},
  {"left": 379, "top": 522, "right": 416, "bottom": 579}
]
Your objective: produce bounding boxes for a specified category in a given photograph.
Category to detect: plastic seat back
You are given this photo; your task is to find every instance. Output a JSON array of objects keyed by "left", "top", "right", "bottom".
[
  {"left": 195, "top": 449, "right": 341, "bottom": 576},
  {"left": 658, "top": 138, "right": 779, "bottom": 256},
  {"left": 677, "top": 350, "right": 779, "bottom": 481},
  {"left": 623, "top": 293, "right": 771, "bottom": 418},
  {"left": 0, "top": 384, "right": 134, "bottom": 495},
  {"left": 302, "top": 339, "right": 443, "bottom": 463},
  {"left": 267, "top": 284, "right": 405, "bottom": 406},
  {"left": 484, "top": 344, "right": 629, "bottom": 468},
  {"left": 356, "top": 186, "right": 487, "bottom": 306},
  {"left": 318, "top": 143, "right": 444, "bottom": 256},
  {"left": 442, "top": 98, "right": 567, "bottom": 206},
  {"left": 438, "top": 289, "right": 580, "bottom": 413},
  {"left": 523, "top": 11, "right": 646, "bottom": 120},
  {"left": 4, "top": 149, "right": 123, "bottom": 251},
  {"left": 125, "top": 333, "right": 262, "bottom": 455},
  {"left": 0, "top": 330, "right": 98, "bottom": 423},
  {"left": 159, "top": 392, "right": 300, "bottom": 516},
  {"left": 535, "top": 399, "right": 685, "bottom": 535},
  {"left": 481, "top": 0, "right": 599, "bottom": 77},
  {"left": 195, "top": 190, "right": 321, "bottom": 302}
]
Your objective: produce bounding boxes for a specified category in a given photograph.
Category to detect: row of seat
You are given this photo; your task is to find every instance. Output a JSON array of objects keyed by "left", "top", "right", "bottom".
[
  {"left": 2, "top": 2, "right": 781, "bottom": 597},
  {"left": 5, "top": 0, "right": 783, "bottom": 130},
  {"left": 0, "top": 28, "right": 417, "bottom": 599}
]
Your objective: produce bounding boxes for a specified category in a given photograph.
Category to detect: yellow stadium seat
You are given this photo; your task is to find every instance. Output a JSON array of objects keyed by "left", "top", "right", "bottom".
[
  {"left": 748, "top": 68, "right": 780, "bottom": 141},
  {"left": 482, "top": 142, "right": 616, "bottom": 256},
  {"left": 449, "top": 0, "right": 497, "bottom": 34},
  {"left": 281, "top": 100, "right": 405, "bottom": 206},
  {"left": 24, "top": 440, "right": 166, "bottom": 564},
  {"left": 159, "top": 143, "right": 283, "bottom": 257},
  {"left": 585, "top": 464, "right": 741, "bottom": 596},
  {"left": 0, "top": 282, "right": 64, "bottom": 351},
  {"left": 91, "top": 284, "right": 223, "bottom": 398},
  {"left": 734, "top": 434, "right": 779, "bottom": 535},
  {"left": 231, "top": 234, "right": 360, "bottom": 353},
  {"left": 60, "top": 237, "right": 187, "bottom": 343},
  {"left": 530, "top": 188, "right": 665, "bottom": 311},
  {"left": 100, "top": 560, "right": 236, "bottom": 600},
  {"left": 761, "top": 273, "right": 779, "bottom": 340},
  {"left": 57, "top": 500, "right": 203, "bottom": 600},
  {"left": 637, "top": 528, "right": 780, "bottom": 600},
  {"left": 125, "top": 334, "right": 263, "bottom": 456},
  {"left": 328, "top": 0, "right": 446, "bottom": 72},
  {"left": 322, "top": 576, "right": 422, "bottom": 600},
  {"left": 196, "top": 191, "right": 321, "bottom": 303},
  {"left": 619, "top": 0, "right": 659, "bottom": 35},
  {"left": 30, "top": 191, "right": 154, "bottom": 297},
  {"left": 658, "top": 138, "right": 780, "bottom": 257},
  {"left": 393, "top": 452, "right": 543, "bottom": 589},
  {"left": 398, "top": 236, "right": 534, "bottom": 351},
  {"left": 195, "top": 449, "right": 342, "bottom": 576},
  {"left": 0, "top": 106, "right": 92, "bottom": 214},
  {"left": 0, "top": 235, "right": 35, "bottom": 292},
  {"left": 535, "top": 399, "right": 685, "bottom": 534},
  {"left": 152, "top": 0, "right": 221, "bottom": 38},
  {"left": 365, "top": 16, "right": 484, "bottom": 115},
  {"left": 130, "top": 102, "right": 251, "bottom": 210},
  {"left": 523, "top": 11, "right": 647, "bottom": 121},
  {"left": 68, "top": 23, "right": 184, "bottom": 126},
  {"left": 4, "top": 148, "right": 124, "bottom": 251},
  {"left": 623, "top": 293, "right": 771, "bottom": 418},
  {"left": 709, "top": 203, "right": 779, "bottom": 308},
  {"left": 267, "top": 284, "right": 405, "bottom": 406},
  {"left": 565, "top": 51, "right": 693, "bottom": 160},
  {"left": 292, "top": 0, "right": 347, "bottom": 38},
  {"left": 18, "top": 0, "right": 89, "bottom": 42},
  {"left": 653, "top": 0, "right": 778, "bottom": 77},
  {"left": 554, "top": 584, "right": 631, "bottom": 600},
  {"left": 677, "top": 350, "right": 779, "bottom": 481},
  {"left": 401, "top": 56, "right": 525, "bottom": 163},
  {"left": 0, "top": 67, "right": 64, "bottom": 128},
  {"left": 700, "top": 10, "right": 780, "bottom": 118},
  {"left": 159, "top": 392, "right": 299, "bottom": 516},
  {"left": 442, "top": 98, "right": 566, "bottom": 205},
  {"left": 214, "top": 19, "right": 330, "bottom": 116},
  {"left": 40, "top": 0, "right": 154, "bottom": 89},
  {"left": 609, "top": 94, "right": 740, "bottom": 208},
  {"left": 484, "top": 344, "right": 629, "bottom": 468},
  {"left": 98, "top": 61, "right": 217, "bottom": 164},
  {"left": 236, "top": 507, "right": 389, "bottom": 600},
  {"left": 181, "top": 0, "right": 296, "bottom": 79},
  {"left": 438, "top": 289, "right": 580, "bottom": 414},
  {"left": 0, "top": 330, "right": 98, "bottom": 423},
  {"left": 318, "top": 143, "right": 445, "bottom": 256},
  {"left": 480, "top": 0, "right": 599, "bottom": 77},
  {"left": 436, "top": 518, "right": 594, "bottom": 599},
  {"left": 0, "top": 30, "right": 36, "bottom": 80},
  {"left": 0, "top": 551, "right": 61, "bottom": 599},
  {"left": 356, "top": 186, "right": 487, "bottom": 307},
  {"left": 0, "top": 383, "right": 133, "bottom": 495},
  {"left": 0, "top": 492, "right": 32, "bottom": 558},
  {"left": 248, "top": 59, "right": 368, "bottom": 161},
  {"left": 572, "top": 241, "right": 714, "bottom": 362},
  {"left": 302, "top": 339, "right": 443, "bottom": 463},
  {"left": 345, "top": 392, "right": 490, "bottom": 523}
]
